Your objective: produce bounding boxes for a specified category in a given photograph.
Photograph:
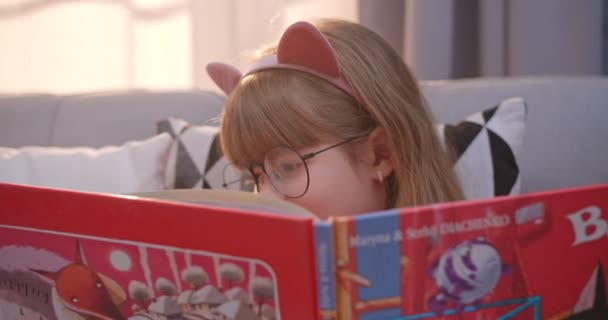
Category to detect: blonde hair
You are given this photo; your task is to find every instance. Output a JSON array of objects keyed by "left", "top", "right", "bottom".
[{"left": 220, "top": 19, "right": 463, "bottom": 208}]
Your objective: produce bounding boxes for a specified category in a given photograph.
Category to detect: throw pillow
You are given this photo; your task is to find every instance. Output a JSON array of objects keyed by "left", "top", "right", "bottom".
[
  {"left": 157, "top": 118, "right": 244, "bottom": 191},
  {"left": 0, "top": 133, "right": 173, "bottom": 194},
  {"left": 437, "top": 97, "right": 526, "bottom": 199}
]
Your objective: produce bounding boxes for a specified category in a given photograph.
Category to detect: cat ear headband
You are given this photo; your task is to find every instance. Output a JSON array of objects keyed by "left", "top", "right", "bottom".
[{"left": 206, "top": 21, "right": 366, "bottom": 108}]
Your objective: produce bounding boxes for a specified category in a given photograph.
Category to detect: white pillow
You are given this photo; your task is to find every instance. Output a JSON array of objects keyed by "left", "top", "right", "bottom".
[{"left": 0, "top": 133, "right": 172, "bottom": 194}]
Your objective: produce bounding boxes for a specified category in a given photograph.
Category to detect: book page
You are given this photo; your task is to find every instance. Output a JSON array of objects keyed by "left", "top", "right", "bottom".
[{"left": 132, "top": 189, "right": 318, "bottom": 219}]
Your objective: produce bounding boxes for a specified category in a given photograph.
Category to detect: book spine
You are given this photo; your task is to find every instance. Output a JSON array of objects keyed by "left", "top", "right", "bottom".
[{"left": 313, "top": 221, "right": 337, "bottom": 320}]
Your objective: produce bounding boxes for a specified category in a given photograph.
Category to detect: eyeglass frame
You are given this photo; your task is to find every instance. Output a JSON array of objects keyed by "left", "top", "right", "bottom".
[{"left": 223, "top": 134, "right": 367, "bottom": 198}]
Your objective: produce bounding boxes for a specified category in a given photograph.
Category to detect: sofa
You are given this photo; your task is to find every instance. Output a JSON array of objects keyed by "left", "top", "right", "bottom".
[{"left": 1, "top": 76, "right": 607, "bottom": 196}]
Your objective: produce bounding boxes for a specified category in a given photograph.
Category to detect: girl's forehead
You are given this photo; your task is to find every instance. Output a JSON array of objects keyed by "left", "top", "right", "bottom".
[{"left": 220, "top": 70, "right": 349, "bottom": 167}]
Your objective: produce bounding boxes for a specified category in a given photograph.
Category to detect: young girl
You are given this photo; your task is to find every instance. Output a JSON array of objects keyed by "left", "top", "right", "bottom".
[{"left": 207, "top": 19, "right": 463, "bottom": 219}]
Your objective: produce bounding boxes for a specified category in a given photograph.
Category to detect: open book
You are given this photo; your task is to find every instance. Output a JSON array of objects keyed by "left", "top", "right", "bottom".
[{"left": 1, "top": 182, "right": 607, "bottom": 320}]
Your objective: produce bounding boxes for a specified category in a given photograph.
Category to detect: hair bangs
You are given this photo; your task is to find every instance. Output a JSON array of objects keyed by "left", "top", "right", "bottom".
[{"left": 220, "top": 70, "right": 330, "bottom": 167}]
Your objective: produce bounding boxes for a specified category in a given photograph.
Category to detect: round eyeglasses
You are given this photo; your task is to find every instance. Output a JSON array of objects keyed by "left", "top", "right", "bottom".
[{"left": 222, "top": 135, "right": 366, "bottom": 198}]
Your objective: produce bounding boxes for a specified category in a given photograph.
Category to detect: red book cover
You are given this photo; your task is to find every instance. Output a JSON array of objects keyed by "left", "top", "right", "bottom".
[
  {"left": 332, "top": 184, "right": 608, "bottom": 320},
  {"left": 2, "top": 182, "right": 607, "bottom": 320},
  {"left": 0, "top": 183, "right": 320, "bottom": 320}
]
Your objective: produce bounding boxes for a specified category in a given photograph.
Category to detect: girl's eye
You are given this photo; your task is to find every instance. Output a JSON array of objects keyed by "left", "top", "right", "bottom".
[{"left": 279, "top": 162, "right": 302, "bottom": 173}]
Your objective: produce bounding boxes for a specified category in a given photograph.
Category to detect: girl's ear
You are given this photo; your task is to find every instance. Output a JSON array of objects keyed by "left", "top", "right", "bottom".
[{"left": 366, "top": 127, "right": 394, "bottom": 180}]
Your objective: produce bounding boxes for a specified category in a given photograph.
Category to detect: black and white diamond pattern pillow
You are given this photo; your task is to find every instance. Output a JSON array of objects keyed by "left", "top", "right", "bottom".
[
  {"left": 437, "top": 97, "right": 526, "bottom": 199},
  {"left": 157, "top": 118, "right": 237, "bottom": 190},
  {"left": 158, "top": 96, "right": 526, "bottom": 200}
]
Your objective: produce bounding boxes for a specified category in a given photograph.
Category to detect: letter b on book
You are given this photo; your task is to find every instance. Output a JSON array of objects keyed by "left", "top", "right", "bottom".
[{"left": 567, "top": 206, "right": 607, "bottom": 246}]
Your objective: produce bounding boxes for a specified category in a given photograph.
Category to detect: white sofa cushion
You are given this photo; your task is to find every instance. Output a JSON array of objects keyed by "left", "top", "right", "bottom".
[{"left": 0, "top": 133, "right": 172, "bottom": 194}]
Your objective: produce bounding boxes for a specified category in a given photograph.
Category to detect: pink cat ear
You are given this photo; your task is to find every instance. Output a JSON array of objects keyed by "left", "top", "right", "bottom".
[
  {"left": 277, "top": 21, "right": 341, "bottom": 78},
  {"left": 206, "top": 62, "right": 243, "bottom": 95}
]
